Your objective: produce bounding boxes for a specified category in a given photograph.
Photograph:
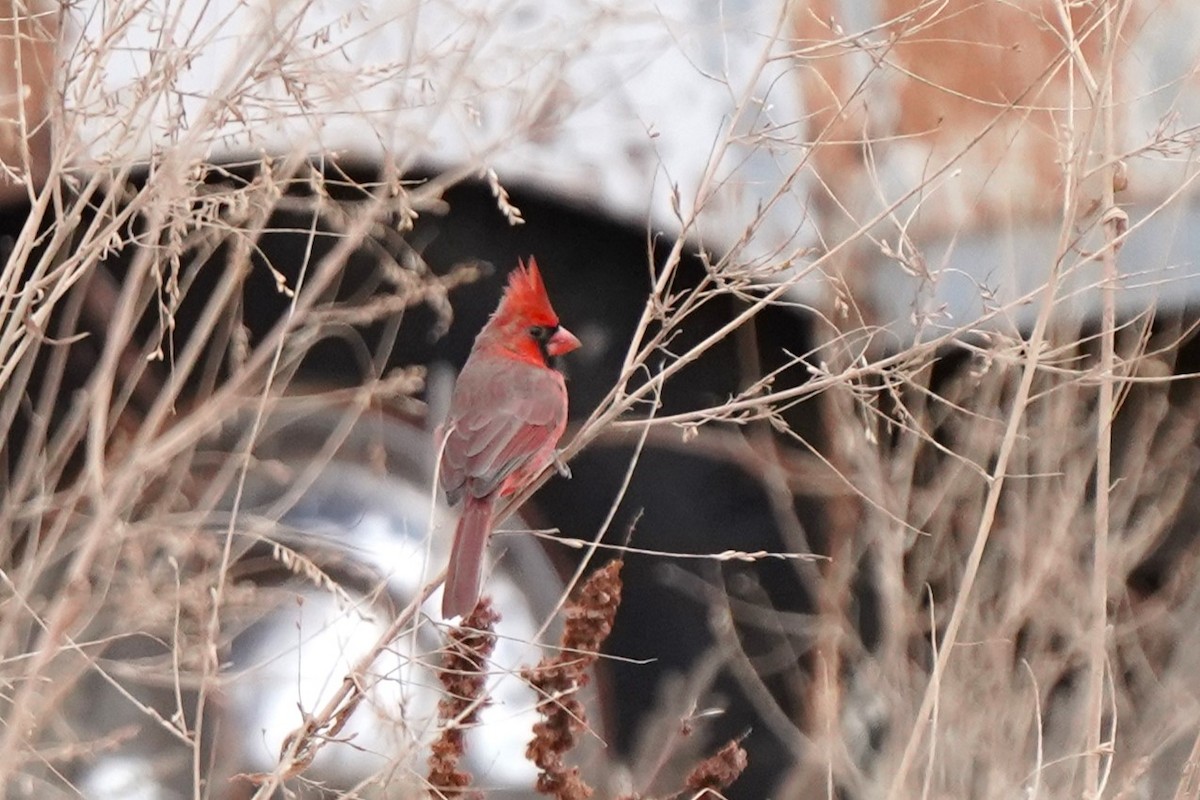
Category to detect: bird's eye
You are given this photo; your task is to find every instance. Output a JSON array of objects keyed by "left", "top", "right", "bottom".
[{"left": 528, "top": 325, "right": 552, "bottom": 342}]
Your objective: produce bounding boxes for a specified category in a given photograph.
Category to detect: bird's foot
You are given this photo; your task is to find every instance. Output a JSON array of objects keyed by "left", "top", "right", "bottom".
[{"left": 554, "top": 453, "right": 572, "bottom": 479}]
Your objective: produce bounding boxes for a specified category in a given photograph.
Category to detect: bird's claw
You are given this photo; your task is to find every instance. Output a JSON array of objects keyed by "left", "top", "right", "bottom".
[{"left": 554, "top": 453, "right": 572, "bottom": 479}]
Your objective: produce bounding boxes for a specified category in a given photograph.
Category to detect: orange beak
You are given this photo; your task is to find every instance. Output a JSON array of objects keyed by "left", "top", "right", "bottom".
[{"left": 547, "top": 326, "right": 581, "bottom": 356}]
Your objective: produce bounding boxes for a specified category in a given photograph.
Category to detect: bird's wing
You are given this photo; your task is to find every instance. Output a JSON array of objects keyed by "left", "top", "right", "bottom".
[{"left": 439, "top": 360, "right": 567, "bottom": 502}]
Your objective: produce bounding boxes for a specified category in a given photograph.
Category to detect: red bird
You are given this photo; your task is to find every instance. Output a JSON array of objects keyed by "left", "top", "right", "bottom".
[{"left": 438, "top": 257, "right": 580, "bottom": 619}]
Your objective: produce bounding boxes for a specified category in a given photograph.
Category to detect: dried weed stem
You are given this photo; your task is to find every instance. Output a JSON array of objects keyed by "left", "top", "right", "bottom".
[
  {"left": 523, "top": 559, "right": 624, "bottom": 800},
  {"left": 427, "top": 599, "right": 501, "bottom": 799}
]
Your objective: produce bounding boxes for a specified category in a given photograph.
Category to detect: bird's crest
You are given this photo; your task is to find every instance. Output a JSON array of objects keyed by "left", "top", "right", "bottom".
[{"left": 498, "top": 256, "right": 558, "bottom": 323}]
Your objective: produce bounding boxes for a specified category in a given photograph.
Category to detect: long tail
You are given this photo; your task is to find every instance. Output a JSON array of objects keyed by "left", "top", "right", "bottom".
[{"left": 442, "top": 494, "right": 495, "bottom": 619}]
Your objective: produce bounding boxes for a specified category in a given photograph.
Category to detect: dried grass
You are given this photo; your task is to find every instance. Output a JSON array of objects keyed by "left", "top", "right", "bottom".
[{"left": 4, "top": 0, "right": 1200, "bottom": 798}]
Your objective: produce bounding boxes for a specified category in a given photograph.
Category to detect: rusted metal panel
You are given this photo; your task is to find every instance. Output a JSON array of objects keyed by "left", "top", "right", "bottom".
[
  {"left": 792, "top": 0, "right": 1200, "bottom": 329},
  {"left": 0, "top": 0, "right": 53, "bottom": 202}
]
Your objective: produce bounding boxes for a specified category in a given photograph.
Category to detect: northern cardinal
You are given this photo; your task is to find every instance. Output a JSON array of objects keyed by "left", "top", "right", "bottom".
[{"left": 438, "top": 257, "right": 581, "bottom": 619}]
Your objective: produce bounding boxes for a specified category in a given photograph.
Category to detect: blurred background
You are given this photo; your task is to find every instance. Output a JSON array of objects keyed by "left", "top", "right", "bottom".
[{"left": 4, "top": 0, "right": 1200, "bottom": 797}]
